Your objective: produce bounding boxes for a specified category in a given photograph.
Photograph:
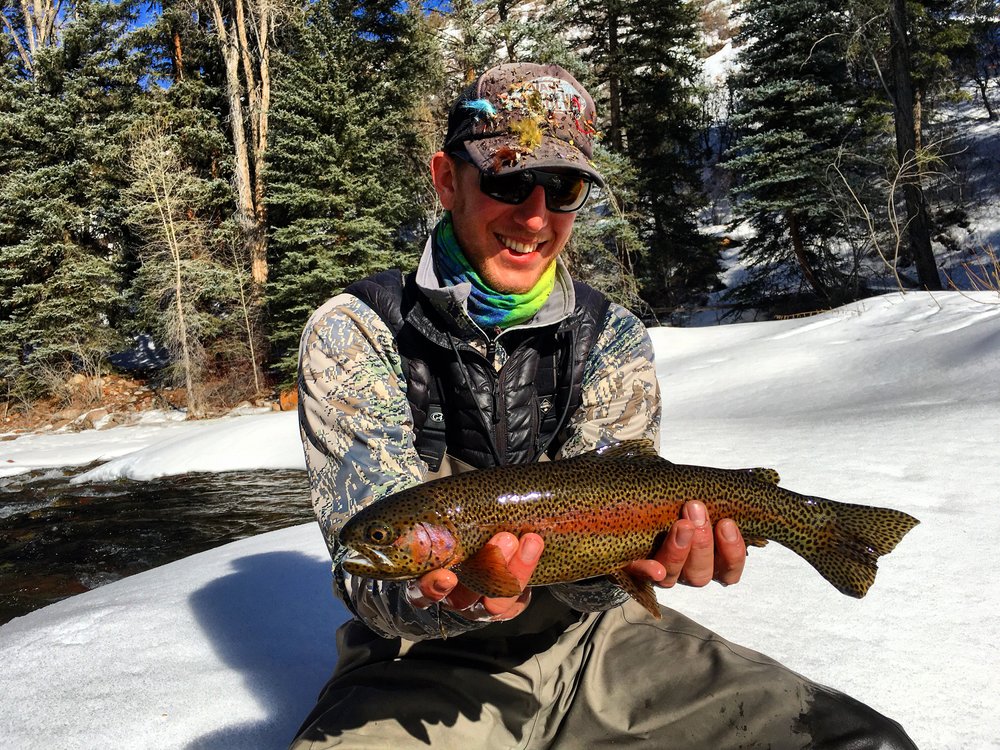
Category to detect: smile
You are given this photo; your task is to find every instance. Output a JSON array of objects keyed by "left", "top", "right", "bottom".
[{"left": 497, "top": 233, "right": 540, "bottom": 255}]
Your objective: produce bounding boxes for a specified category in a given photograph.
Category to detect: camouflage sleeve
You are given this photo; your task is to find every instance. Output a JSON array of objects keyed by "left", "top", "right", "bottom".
[
  {"left": 557, "top": 302, "right": 661, "bottom": 457},
  {"left": 298, "top": 293, "right": 493, "bottom": 641},
  {"left": 548, "top": 302, "right": 662, "bottom": 612}
]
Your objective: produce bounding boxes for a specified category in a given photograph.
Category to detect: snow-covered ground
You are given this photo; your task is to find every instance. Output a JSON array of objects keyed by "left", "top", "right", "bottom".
[{"left": 1, "top": 291, "right": 999, "bottom": 749}]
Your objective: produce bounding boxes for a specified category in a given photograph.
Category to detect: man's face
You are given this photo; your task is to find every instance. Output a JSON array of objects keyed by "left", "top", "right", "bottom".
[{"left": 431, "top": 152, "right": 578, "bottom": 295}]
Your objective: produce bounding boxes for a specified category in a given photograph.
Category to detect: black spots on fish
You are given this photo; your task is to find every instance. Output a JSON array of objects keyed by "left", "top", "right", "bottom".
[
  {"left": 342, "top": 442, "right": 919, "bottom": 603},
  {"left": 746, "top": 468, "right": 781, "bottom": 485},
  {"left": 454, "top": 542, "right": 522, "bottom": 596},
  {"left": 767, "top": 495, "right": 919, "bottom": 597}
]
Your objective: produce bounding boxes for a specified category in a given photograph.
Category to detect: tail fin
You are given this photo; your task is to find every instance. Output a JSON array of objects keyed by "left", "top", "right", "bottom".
[{"left": 796, "top": 501, "right": 919, "bottom": 598}]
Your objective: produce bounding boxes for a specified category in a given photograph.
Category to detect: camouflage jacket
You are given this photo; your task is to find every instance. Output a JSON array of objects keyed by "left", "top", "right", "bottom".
[{"left": 298, "top": 239, "right": 661, "bottom": 641}]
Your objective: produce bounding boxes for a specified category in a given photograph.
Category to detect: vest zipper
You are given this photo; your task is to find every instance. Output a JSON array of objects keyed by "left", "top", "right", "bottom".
[
  {"left": 446, "top": 331, "right": 504, "bottom": 466},
  {"left": 488, "top": 334, "right": 507, "bottom": 461}
]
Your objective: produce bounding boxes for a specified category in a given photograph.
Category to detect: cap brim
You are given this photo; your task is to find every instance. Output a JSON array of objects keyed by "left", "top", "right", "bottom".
[{"left": 463, "top": 136, "right": 605, "bottom": 187}]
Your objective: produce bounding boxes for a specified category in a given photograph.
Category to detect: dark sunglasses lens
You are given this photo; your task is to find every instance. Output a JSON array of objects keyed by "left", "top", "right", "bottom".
[
  {"left": 480, "top": 172, "right": 535, "bottom": 205},
  {"left": 479, "top": 171, "right": 590, "bottom": 212},
  {"left": 544, "top": 174, "right": 590, "bottom": 212}
]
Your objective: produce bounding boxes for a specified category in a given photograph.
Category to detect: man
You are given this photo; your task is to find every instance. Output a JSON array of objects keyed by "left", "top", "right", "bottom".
[{"left": 292, "top": 63, "right": 915, "bottom": 749}]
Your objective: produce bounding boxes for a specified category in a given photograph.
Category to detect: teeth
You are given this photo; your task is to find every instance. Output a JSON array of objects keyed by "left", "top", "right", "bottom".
[
  {"left": 499, "top": 234, "right": 538, "bottom": 254},
  {"left": 341, "top": 547, "right": 392, "bottom": 572}
]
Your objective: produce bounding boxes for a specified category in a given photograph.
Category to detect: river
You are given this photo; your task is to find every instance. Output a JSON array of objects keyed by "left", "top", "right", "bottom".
[{"left": 0, "top": 465, "right": 313, "bottom": 625}]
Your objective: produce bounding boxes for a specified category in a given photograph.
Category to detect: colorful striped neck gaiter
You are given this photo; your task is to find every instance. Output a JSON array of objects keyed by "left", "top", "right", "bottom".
[{"left": 433, "top": 212, "right": 556, "bottom": 330}]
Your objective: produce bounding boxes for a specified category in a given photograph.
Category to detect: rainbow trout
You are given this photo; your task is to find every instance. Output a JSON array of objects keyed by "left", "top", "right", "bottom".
[{"left": 339, "top": 440, "right": 919, "bottom": 619}]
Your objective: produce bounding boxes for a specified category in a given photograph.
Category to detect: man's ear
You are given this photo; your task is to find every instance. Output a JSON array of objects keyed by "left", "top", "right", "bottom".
[{"left": 430, "top": 151, "right": 458, "bottom": 210}]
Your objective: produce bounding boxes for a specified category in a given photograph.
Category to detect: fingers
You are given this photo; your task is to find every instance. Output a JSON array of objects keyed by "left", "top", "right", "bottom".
[
  {"left": 408, "top": 532, "right": 543, "bottom": 623},
  {"left": 648, "top": 501, "right": 710, "bottom": 588},
  {"left": 650, "top": 502, "right": 744, "bottom": 589},
  {"left": 477, "top": 532, "right": 542, "bottom": 620},
  {"left": 713, "top": 519, "right": 746, "bottom": 586},
  {"left": 407, "top": 567, "right": 459, "bottom": 609}
]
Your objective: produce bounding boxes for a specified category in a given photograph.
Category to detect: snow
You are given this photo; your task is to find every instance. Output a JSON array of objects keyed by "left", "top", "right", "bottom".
[
  {"left": 2, "top": 291, "right": 999, "bottom": 749},
  {"left": 1, "top": 410, "right": 302, "bottom": 482}
]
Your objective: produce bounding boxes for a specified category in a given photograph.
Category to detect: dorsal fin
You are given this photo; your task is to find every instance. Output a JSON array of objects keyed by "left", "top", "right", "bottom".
[
  {"left": 748, "top": 467, "right": 781, "bottom": 485},
  {"left": 593, "top": 439, "right": 660, "bottom": 460}
]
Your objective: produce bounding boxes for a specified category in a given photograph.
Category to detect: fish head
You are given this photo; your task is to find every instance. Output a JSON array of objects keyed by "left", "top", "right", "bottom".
[{"left": 338, "top": 507, "right": 464, "bottom": 581}]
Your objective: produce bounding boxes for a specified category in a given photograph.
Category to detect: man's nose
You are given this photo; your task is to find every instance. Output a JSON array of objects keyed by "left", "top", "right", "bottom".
[{"left": 513, "top": 185, "right": 548, "bottom": 232}]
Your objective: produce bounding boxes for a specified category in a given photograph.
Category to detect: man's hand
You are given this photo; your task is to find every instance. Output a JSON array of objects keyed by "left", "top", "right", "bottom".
[
  {"left": 406, "top": 532, "right": 543, "bottom": 622},
  {"left": 624, "top": 501, "right": 746, "bottom": 588}
]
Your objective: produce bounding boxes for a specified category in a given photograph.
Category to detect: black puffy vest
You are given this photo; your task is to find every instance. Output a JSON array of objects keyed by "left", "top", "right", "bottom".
[{"left": 345, "top": 270, "right": 610, "bottom": 471}]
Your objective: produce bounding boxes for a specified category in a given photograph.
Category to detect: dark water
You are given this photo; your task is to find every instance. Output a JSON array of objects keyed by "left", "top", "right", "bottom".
[{"left": 0, "top": 465, "right": 313, "bottom": 625}]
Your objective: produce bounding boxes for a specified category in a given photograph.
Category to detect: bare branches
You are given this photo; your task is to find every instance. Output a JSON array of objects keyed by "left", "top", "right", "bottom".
[
  {"left": 943, "top": 245, "right": 1000, "bottom": 302},
  {"left": 831, "top": 135, "right": 961, "bottom": 292},
  {"left": 126, "top": 123, "right": 212, "bottom": 417},
  {"left": 2, "top": 0, "right": 63, "bottom": 74}
]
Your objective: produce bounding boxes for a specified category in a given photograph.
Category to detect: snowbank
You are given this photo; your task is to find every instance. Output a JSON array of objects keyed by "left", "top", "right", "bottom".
[{"left": 2, "top": 291, "right": 999, "bottom": 749}]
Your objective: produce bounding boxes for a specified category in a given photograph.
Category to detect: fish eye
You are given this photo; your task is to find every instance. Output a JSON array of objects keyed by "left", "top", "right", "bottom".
[{"left": 365, "top": 523, "right": 393, "bottom": 545}]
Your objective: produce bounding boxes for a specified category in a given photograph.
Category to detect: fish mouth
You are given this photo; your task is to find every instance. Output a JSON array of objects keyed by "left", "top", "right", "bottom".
[{"left": 340, "top": 545, "right": 408, "bottom": 578}]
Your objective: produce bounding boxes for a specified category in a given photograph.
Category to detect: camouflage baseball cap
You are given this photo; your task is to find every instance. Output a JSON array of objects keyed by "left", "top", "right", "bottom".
[{"left": 442, "top": 63, "right": 604, "bottom": 185}]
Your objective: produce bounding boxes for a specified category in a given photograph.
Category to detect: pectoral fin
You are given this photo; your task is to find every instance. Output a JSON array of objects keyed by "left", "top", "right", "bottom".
[
  {"left": 609, "top": 569, "right": 662, "bottom": 620},
  {"left": 453, "top": 543, "right": 522, "bottom": 597}
]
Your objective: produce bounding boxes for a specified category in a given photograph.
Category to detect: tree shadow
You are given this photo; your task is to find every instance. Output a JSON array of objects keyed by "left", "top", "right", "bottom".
[{"left": 186, "top": 550, "right": 349, "bottom": 749}]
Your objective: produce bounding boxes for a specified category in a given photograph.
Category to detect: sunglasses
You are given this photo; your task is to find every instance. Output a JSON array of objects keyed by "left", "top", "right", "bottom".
[{"left": 452, "top": 151, "right": 593, "bottom": 213}]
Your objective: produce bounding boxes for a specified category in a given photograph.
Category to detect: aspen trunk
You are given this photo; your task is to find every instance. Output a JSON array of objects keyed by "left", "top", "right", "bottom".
[
  {"left": 208, "top": 0, "right": 272, "bottom": 287},
  {"left": 887, "top": 0, "right": 941, "bottom": 291}
]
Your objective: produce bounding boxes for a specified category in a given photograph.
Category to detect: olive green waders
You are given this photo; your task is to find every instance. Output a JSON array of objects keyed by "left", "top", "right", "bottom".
[{"left": 289, "top": 591, "right": 915, "bottom": 749}]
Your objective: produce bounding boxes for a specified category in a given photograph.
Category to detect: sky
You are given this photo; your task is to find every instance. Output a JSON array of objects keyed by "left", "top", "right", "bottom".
[{"left": 1, "top": 290, "right": 999, "bottom": 749}]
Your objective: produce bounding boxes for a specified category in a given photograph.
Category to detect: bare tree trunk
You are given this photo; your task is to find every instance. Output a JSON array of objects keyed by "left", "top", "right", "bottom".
[
  {"left": 251, "top": 0, "right": 271, "bottom": 286},
  {"left": 787, "top": 211, "right": 827, "bottom": 300},
  {"left": 207, "top": 0, "right": 273, "bottom": 287},
  {"left": 156, "top": 169, "right": 203, "bottom": 417},
  {"left": 168, "top": 203, "right": 200, "bottom": 416},
  {"left": 888, "top": 0, "right": 942, "bottom": 291},
  {"left": 976, "top": 77, "right": 997, "bottom": 120},
  {"left": 172, "top": 28, "right": 185, "bottom": 81}
]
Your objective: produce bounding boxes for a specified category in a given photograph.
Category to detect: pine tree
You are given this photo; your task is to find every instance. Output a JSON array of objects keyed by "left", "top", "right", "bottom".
[
  {"left": 127, "top": 5, "right": 267, "bottom": 402},
  {"left": 954, "top": 1, "right": 1000, "bottom": 120},
  {"left": 264, "top": 0, "right": 440, "bottom": 383},
  {"left": 727, "top": 0, "right": 864, "bottom": 309},
  {"left": 563, "top": 146, "right": 646, "bottom": 310},
  {"left": 0, "top": 0, "right": 147, "bottom": 400},
  {"left": 843, "top": 0, "right": 978, "bottom": 291},
  {"left": 576, "top": 0, "right": 716, "bottom": 309}
]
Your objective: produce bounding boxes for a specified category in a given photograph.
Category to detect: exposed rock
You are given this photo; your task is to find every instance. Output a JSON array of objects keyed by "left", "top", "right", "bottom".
[
  {"left": 72, "top": 408, "right": 111, "bottom": 431},
  {"left": 279, "top": 388, "right": 298, "bottom": 411},
  {"left": 51, "top": 408, "right": 83, "bottom": 422},
  {"left": 5, "top": 372, "right": 282, "bottom": 433},
  {"left": 98, "top": 412, "right": 130, "bottom": 430}
]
